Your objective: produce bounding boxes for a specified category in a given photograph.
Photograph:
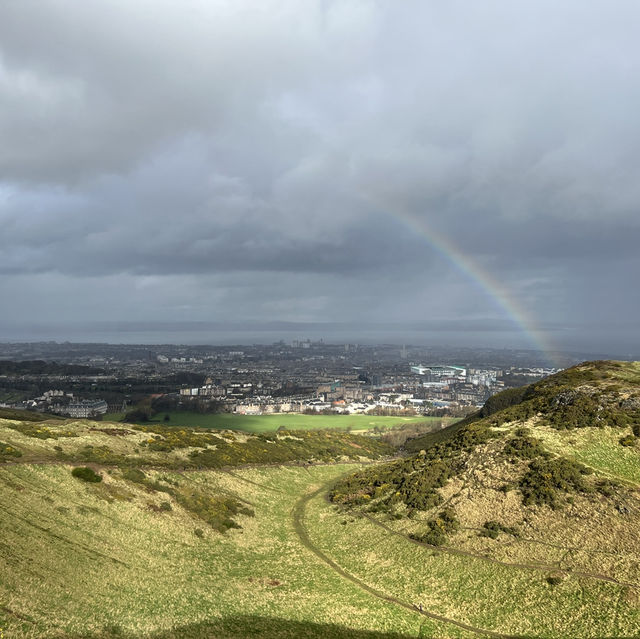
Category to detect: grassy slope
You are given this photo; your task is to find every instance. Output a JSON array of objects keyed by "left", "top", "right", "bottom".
[
  {"left": 304, "top": 484, "right": 640, "bottom": 638},
  {"left": 0, "top": 417, "right": 393, "bottom": 469},
  {"left": 535, "top": 425, "right": 640, "bottom": 483},
  {"left": 2, "top": 460, "right": 638, "bottom": 638},
  {"left": 3, "top": 361, "right": 640, "bottom": 638},
  {"left": 104, "top": 412, "right": 433, "bottom": 433},
  {"left": 327, "top": 361, "right": 640, "bottom": 637},
  {"left": 0, "top": 463, "right": 452, "bottom": 639}
]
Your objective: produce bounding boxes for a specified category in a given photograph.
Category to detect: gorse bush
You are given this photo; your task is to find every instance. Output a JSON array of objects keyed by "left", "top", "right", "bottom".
[
  {"left": 129, "top": 424, "right": 392, "bottom": 466},
  {"left": 187, "top": 429, "right": 392, "bottom": 467},
  {"left": 121, "top": 468, "right": 147, "bottom": 483},
  {"left": 119, "top": 466, "right": 252, "bottom": 533},
  {"left": 619, "top": 434, "right": 637, "bottom": 447},
  {"left": 503, "top": 434, "right": 548, "bottom": 461},
  {"left": 480, "top": 386, "right": 530, "bottom": 417},
  {"left": 7, "top": 422, "right": 78, "bottom": 440},
  {"left": 175, "top": 491, "right": 254, "bottom": 533},
  {"left": 330, "top": 421, "right": 495, "bottom": 512},
  {"left": 0, "top": 441, "right": 22, "bottom": 458},
  {"left": 71, "top": 466, "right": 102, "bottom": 483},
  {"left": 480, "top": 521, "right": 519, "bottom": 539},
  {"left": 409, "top": 508, "right": 460, "bottom": 546},
  {"left": 519, "top": 457, "right": 590, "bottom": 508}
]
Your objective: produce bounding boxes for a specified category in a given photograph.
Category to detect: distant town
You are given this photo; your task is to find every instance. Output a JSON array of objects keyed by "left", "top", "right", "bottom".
[{"left": 0, "top": 341, "right": 580, "bottom": 422}]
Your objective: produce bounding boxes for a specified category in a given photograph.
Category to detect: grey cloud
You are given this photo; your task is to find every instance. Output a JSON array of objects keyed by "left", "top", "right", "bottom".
[{"left": 1, "top": 1, "right": 640, "bottom": 354}]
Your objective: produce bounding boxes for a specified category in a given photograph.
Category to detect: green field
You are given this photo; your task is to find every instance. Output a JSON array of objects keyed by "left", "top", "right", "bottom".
[{"left": 104, "top": 411, "right": 438, "bottom": 433}]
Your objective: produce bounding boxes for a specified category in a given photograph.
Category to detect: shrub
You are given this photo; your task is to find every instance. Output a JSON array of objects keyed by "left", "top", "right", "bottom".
[
  {"left": 619, "top": 434, "right": 637, "bottom": 447},
  {"left": 479, "top": 387, "right": 530, "bottom": 417},
  {"left": 480, "top": 521, "right": 519, "bottom": 539},
  {"left": 6, "top": 422, "right": 78, "bottom": 440},
  {"left": 122, "top": 468, "right": 147, "bottom": 483},
  {"left": 595, "top": 479, "right": 619, "bottom": 497},
  {"left": 175, "top": 490, "right": 254, "bottom": 533},
  {"left": 330, "top": 422, "right": 495, "bottom": 513},
  {"left": 519, "top": 457, "right": 590, "bottom": 508},
  {"left": 71, "top": 466, "right": 102, "bottom": 483},
  {"left": 0, "top": 442, "right": 22, "bottom": 458},
  {"left": 503, "top": 435, "right": 547, "bottom": 461},
  {"left": 410, "top": 508, "right": 459, "bottom": 547},
  {"left": 412, "top": 527, "right": 447, "bottom": 547},
  {"left": 194, "top": 528, "right": 204, "bottom": 538}
]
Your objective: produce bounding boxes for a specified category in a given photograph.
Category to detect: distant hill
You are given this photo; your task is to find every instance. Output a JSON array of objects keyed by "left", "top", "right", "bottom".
[
  {"left": 0, "top": 359, "right": 104, "bottom": 376},
  {"left": 0, "top": 406, "right": 63, "bottom": 422}
]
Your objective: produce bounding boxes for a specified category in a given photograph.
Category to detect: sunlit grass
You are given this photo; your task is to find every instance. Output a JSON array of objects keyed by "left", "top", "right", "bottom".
[
  {"left": 536, "top": 425, "right": 640, "bottom": 484},
  {"left": 105, "top": 411, "right": 436, "bottom": 432}
]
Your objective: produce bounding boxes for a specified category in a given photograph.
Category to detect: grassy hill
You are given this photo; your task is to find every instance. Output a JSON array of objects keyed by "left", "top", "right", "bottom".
[
  {"left": 2, "top": 361, "right": 640, "bottom": 637},
  {"left": 0, "top": 414, "right": 394, "bottom": 470},
  {"left": 329, "top": 361, "right": 640, "bottom": 636}
]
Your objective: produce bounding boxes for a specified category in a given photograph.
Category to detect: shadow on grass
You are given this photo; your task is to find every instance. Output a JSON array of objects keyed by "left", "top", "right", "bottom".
[{"left": 73, "top": 615, "right": 412, "bottom": 639}]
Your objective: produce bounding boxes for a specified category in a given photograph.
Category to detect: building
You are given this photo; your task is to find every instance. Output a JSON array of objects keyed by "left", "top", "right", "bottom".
[
  {"left": 411, "top": 365, "right": 467, "bottom": 380},
  {"left": 64, "top": 400, "right": 108, "bottom": 418}
]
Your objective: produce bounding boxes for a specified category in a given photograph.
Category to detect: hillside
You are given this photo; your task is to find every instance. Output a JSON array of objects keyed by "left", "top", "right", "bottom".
[
  {"left": 2, "top": 362, "right": 640, "bottom": 638},
  {"left": 0, "top": 414, "right": 393, "bottom": 470},
  {"left": 330, "top": 361, "right": 640, "bottom": 636}
]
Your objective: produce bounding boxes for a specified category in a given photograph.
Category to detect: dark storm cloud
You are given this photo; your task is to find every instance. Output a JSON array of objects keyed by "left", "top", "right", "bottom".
[{"left": 1, "top": 0, "right": 640, "bottom": 352}]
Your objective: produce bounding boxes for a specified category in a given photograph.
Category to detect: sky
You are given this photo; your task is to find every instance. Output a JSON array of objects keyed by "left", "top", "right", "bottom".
[{"left": 1, "top": 1, "right": 639, "bottom": 356}]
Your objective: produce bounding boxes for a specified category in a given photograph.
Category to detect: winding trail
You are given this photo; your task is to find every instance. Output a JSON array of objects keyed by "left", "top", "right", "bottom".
[
  {"left": 361, "top": 513, "right": 639, "bottom": 590},
  {"left": 292, "top": 483, "right": 526, "bottom": 639}
]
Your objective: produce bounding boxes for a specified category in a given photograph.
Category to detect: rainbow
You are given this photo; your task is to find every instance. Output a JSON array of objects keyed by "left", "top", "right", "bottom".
[{"left": 389, "top": 210, "right": 561, "bottom": 367}]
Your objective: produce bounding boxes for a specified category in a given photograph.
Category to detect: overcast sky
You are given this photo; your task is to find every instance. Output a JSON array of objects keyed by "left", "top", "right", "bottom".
[{"left": 1, "top": 1, "right": 639, "bottom": 355}]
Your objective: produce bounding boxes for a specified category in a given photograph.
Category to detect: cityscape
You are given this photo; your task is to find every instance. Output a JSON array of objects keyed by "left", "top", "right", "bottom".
[{"left": 1, "top": 341, "right": 565, "bottom": 421}]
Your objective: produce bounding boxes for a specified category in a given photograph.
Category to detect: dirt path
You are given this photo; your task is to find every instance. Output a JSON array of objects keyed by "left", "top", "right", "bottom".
[
  {"left": 361, "top": 513, "right": 639, "bottom": 590},
  {"left": 292, "top": 482, "right": 526, "bottom": 639}
]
